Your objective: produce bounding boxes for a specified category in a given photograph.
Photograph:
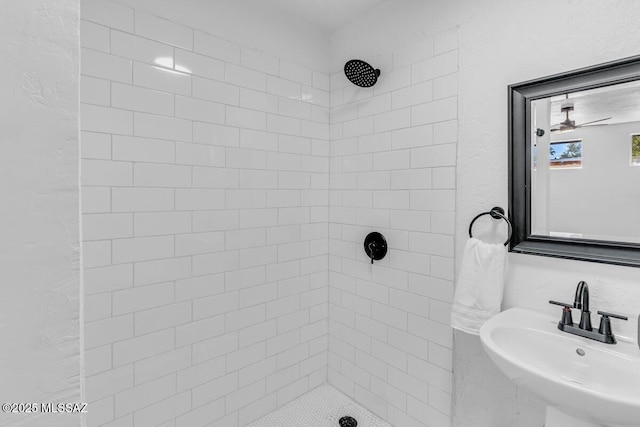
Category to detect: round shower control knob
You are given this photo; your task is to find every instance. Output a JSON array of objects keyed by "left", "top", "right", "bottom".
[{"left": 364, "top": 232, "right": 387, "bottom": 264}]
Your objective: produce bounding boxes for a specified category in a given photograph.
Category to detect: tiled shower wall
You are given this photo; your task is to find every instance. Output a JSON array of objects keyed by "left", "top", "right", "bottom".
[
  {"left": 327, "top": 29, "right": 458, "bottom": 427},
  {"left": 80, "top": 1, "right": 329, "bottom": 425}
]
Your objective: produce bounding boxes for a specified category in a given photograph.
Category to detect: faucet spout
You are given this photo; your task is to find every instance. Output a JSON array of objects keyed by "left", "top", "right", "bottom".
[{"left": 574, "top": 281, "right": 592, "bottom": 330}]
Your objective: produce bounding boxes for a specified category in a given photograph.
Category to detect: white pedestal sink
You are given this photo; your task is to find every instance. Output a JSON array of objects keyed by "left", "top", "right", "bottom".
[{"left": 479, "top": 307, "right": 640, "bottom": 427}]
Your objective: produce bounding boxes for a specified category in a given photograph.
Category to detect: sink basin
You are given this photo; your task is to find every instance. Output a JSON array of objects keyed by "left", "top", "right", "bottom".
[{"left": 479, "top": 307, "right": 640, "bottom": 427}]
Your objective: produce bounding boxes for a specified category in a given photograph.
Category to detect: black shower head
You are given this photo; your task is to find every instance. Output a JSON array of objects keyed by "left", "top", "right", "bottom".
[{"left": 344, "top": 59, "right": 380, "bottom": 87}]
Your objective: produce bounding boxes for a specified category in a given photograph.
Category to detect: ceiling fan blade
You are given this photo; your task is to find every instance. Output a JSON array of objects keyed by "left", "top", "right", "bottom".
[
  {"left": 578, "top": 123, "right": 609, "bottom": 128},
  {"left": 576, "top": 117, "right": 612, "bottom": 127}
]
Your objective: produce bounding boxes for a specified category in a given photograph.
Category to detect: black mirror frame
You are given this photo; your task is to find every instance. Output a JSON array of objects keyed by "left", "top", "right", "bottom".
[{"left": 508, "top": 55, "right": 640, "bottom": 268}]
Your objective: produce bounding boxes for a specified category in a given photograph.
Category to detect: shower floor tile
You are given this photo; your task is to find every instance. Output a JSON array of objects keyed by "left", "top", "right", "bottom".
[{"left": 248, "top": 384, "right": 391, "bottom": 427}]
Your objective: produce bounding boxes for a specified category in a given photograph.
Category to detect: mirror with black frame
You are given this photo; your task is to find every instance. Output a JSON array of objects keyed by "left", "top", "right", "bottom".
[{"left": 509, "top": 56, "right": 640, "bottom": 267}]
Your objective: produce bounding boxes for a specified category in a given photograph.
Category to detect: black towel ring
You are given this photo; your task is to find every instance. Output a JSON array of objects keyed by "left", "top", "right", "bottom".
[{"left": 468, "top": 206, "right": 512, "bottom": 246}]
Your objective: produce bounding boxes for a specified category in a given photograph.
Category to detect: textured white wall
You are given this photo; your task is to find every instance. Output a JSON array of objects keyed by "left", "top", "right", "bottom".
[
  {"left": 0, "top": 0, "right": 82, "bottom": 425},
  {"left": 80, "top": 0, "right": 329, "bottom": 425}
]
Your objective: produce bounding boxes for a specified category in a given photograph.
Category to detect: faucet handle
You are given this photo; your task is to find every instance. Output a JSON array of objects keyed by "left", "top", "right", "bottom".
[
  {"left": 549, "top": 300, "right": 573, "bottom": 308},
  {"left": 597, "top": 310, "right": 628, "bottom": 321},
  {"left": 549, "top": 300, "right": 574, "bottom": 326}
]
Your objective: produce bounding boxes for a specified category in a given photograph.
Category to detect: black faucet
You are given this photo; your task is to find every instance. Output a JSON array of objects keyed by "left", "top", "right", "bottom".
[
  {"left": 573, "top": 280, "right": 592, "bottom": 331},
  {"left": 549, "top": 281, "right": 628, "bottom": 344}
]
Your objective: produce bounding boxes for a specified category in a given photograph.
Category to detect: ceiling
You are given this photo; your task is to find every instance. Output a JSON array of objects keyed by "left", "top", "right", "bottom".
[
  {"left": 262, "top": 0, "right": 388, "bottom": 32},
  {"left": 548, "top": 80, "right": 640, "bottom": 127}
]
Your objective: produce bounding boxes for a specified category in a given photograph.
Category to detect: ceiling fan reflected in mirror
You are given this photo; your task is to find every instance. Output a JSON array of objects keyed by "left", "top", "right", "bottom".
[{"left": 550, "top": 96, "right": 612, "bottom": 133}]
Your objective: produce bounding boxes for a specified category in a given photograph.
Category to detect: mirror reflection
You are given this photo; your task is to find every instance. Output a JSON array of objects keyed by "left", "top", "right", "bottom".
[{"left": 531, "top": 80, "right": 640, "bottom": 243}]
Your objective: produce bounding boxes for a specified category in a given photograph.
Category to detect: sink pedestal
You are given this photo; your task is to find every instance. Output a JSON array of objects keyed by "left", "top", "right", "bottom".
[{"left": 545, "top": 407, "right": 600, "bottom": 427}]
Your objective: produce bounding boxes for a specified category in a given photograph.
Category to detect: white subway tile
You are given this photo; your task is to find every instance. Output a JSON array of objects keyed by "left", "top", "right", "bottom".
[
  {"left": 392, "top": 81, "right": 434, "bottom": 110},
  {"left": 279, "top": 97, "right": 311, "bottom": 120},
  {"left": 433, "top": 74, "right": 458, "bottom": 100},
  {"left": 434, "top": 27, "right": 458, "bottom": 55},
  {"left": 82, "top": 131, "right": 111, "bottom": 160},
  {"left": 82, "top": 104, "right": 133, "bottom": 135},
  {"left": 226, "top": 148, "right": 267, "bottom": 169},
  {"left": 112, "top": 282, "right": 174, "bottom": 315},
  {"left": 81, "top": 75, "right": 110, "bottom": 106},
  {"left": 410, "top": 189, "right": 455, "bottom": 211},
  {"left": 133, "top": 391, "right": 190, "bottom": 426},
  {"left": 193, "top": 122, "right": 239, "bottom": 147},
  {"left": 175, "top": 96, "right": 225, "bottom": 124},
  {"left": 241, "top": 47, "right": 279, "bottom": 75},
  {"left": 175, "top": 189, "right": 225, "bottom": 210},
  {"left": 227, "top": 106, "right": 266, "bottom": 131},
  {"left": 176, "top": 356, "right": 225, "bottom": 392},
  {"left": 84, "top": 264, "right": 133, "bottom": 295},
  {"left": 115, "top": 374, "right": 176, "bottom": 417},
  {"left": 112, "top": 235, "right": 174, "bottom": 264},
  {"left": 225, "top": 229, "right": 266, "bottom": 251},
  {"left": 373, "top": 150, "right": 410, "bottom": 171},
  {"left": 373, "top": 66, "right": 411, "bottom": 95},
  {"left": 192, "top": 251, "right": 238, "bottom": 276},
  {"left": 111, "top": 30, "right": 173, "bottom": 66},
  {"left": 175, "top": 49, "right": 225, "bottom": 80},
  {"left": 357, "top": 93, "right": 391, "bottom": 118},
  {"left": 85, "top": 345, "right": 112, "bottom": 376},
  {"left": 267, "top": 114, "right": 301, "bottom": 136},
  {"left": 267, "top": 76, "right": 301, "bottom": 99},
  {"left": 176, "top": 316, "right": 225, "bottom": 347},
  {"left": 394, "top": 38, "right": 434, "bottom": 69},
  {"left": 175, "top": 231, "right": 224, "bottom": 256},
  {"left": 193, "top": 166, "right": 239, "bottom": 189},
  {"left": 391, "top": 169, "right": 432, "bottom": 190},
  {"left": 135, "top": 12, "right": 193, "bottom": 50},
  {"left": 342, "top": 117, "right": 373, "bottom": 138},
  {"left": 412, "top": 50, "right": 458, "bottom": 84},
  {"left": 85, "top": 315, "right": 133, "bottom": 349},
  {"left": 411, "top": 97, "right": 457, "bottom": 126},
  {"left": 303, "top": 86, "right": 330, "bottom": 108},
  {"left": 82, "top": 159, "right": 132, "bottom": 187},
  {"left": 86, "top": 364, "right": 133, "bottom": 404},
  {"left": 134, "top": 62, "right": 191, "bottom": 96},
  {"left": 178, "top": 399, "right": 225, "bottom": 427},
  {"left": 85, "top": 293, "right": 111, "bottom": 322},
  {"left": 241, "top": 129, "right": 279, "bottom": 151},
  {"left": 280, "top": 60, "right": 312, "bottom": 86},
  {"left": 135, "top": 302, "right": 191, "bottom": 336},
  {"left": 193, "top": 210, "right": 239, "bottom": 232},
  {"left": 193, "top": 291, "right": 238, "bottom": 320},
  {"left": 194, "top": 31, "right": 240, "bottom": 64},
  {"left": 133, "top": 163, "right": 191, "bottom": 188},
  {"left": 239, "top": 209, "right": 278, "bottom": 229},
  {"left": 226, "top": 304, "right": 266, "bottom": 331},
  {"left": 113, "top": 135, "right": 175, "bottom": 163},
  {"left": 112, "top": 188, "right": 175, "bottom": 212},
  {"left": 392, "top": 124, "right": 433, "bottom": 150},
  {"left": 434, "top": 119, "right": 458, "bottom": 144},
  {"left": 176, "top": 142, "right": 225, "bottom": 167},
  {"left": 312, "top": 71, "right": 330, "bottom": 91},
  {"left": 239, "top": 170, "right": 278, "bottom": 189},
  {"left": 226, "top": 64, "right": 267, "bottom": 92},
  {"left": 411, "top": 143, "right": 456, "bottom": 168},
  {"left": 239, "top": 246, "right": 277, "bottom": 268},
  {"left": 240, "top": 88, "right": 278, "bottom": 114},
  {"left": 134, "top": 257, "right": 191, "bottom": 286},
  {"left": 83, "top": 240, "right": 111, "bottom": 268},
  {"left": 193, "top": 76, "right": 239, "bottom": 105},
  {"left": 81, "top": 48, "right": 132, "bottom": 83},
  {"left": 134, "top": 212, "right": 192, "bottom": 237},
  {"left": 372, "top": 190, "right": 411, "bottom": 209},
  {"left": 134, "top": 112, "right": 192, "bottom": 142},
  {"left": 83, "top": 213, "right": 133, "bottom": 241},
  {"left": 175, "top": 273, "right": 224, "bottom": 302},
  {"left": 374, "top": 108, "right": 411, "bottom": 133},
  {"left": 82, "top": 0, "right": 134, "bottom": 32}
]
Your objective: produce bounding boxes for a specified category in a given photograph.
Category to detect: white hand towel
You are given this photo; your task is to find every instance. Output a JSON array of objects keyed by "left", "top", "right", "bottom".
[{"left": 450, "top": 237, "right": 507, "bottom": 335}]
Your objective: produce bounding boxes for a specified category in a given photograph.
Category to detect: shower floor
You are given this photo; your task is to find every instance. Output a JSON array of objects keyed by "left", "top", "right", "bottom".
[{"left": 248, "top": 384, "right": 391, "bottom": 427}]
